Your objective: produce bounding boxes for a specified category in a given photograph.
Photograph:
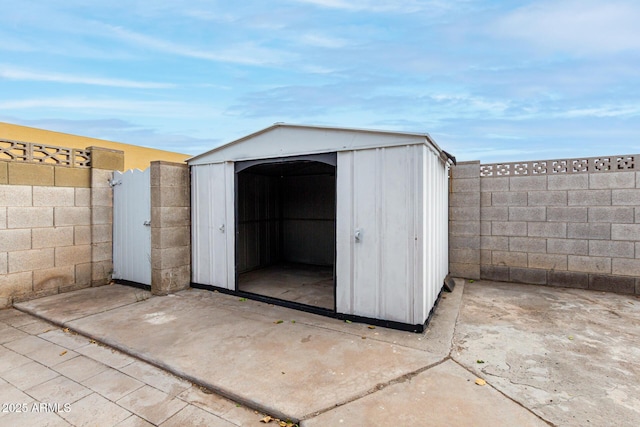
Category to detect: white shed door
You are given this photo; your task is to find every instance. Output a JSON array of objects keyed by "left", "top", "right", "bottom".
[
  {"left": 191, "top": 163, "right": 235, "bottom": 289},
  {"left": 112, "top": 169, "right": 151, "bottom": 286},
  {"left": 336, "top": 146, "right": 419, "bottom": 324}
]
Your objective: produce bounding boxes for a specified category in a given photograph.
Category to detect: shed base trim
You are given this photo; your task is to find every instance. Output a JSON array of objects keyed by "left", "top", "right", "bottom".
[{"left": 190, "top": 282, "right": 444, "bottom": 333}]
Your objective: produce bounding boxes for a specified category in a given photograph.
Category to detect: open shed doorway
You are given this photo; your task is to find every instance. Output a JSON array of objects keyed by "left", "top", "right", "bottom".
[{"left": 235, "top": 153, "right": 336, "bottom": 311}]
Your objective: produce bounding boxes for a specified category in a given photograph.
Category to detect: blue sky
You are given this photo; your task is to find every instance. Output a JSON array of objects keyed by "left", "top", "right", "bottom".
[{"left": 1, "top": 0, "right": 639, "bottom": 162}]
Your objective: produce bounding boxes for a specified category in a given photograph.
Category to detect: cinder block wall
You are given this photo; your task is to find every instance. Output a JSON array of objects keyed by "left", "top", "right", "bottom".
[
  {"left": 0, "top": 184, "right": 92, "bottom": 305},
  {"left": 150, "top": 161, "right": 191, "bottom": 295},
  {"left": 450, "top": 155, "right": 640, "bottom": 295},
  {"left": 0, "top": 144, "right": 124, "bottom": 307},
  {"left": 90, "top": 147, "right": 124, "bottom": 287},
  {"left": 449, "top": 161, "right": 481, "bottom": 279}
]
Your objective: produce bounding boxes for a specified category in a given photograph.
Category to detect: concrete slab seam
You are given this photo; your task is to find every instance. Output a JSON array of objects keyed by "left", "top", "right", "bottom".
[
  {"left": 450, "top": 353, "right": 556, "bottom": 426},
  {"left": 448, "top": 282, "right": 555, "bottom": 426},
  {"left": 12, "top": 305, "right": 68, "bottom": 330},
  {"left": 446, "top": 279, "right": 466, "bottom": 358},
  {"left": 290, "top": 319, "right": 428, "bottom": 352},
  {"left": 299, "top": 356, "right": 451, "bottom": 422},
  {"left": 14, "top": 291, "right": 155, "bottom": 325}
]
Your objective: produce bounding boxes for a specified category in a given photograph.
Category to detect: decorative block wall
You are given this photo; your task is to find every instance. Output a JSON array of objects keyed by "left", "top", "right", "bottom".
[
  {"left": 450, "top": 154, "right": 640, "bottom": 295},
  {"left": 0, "top": 140, "right": 124, "bottom": 306}
]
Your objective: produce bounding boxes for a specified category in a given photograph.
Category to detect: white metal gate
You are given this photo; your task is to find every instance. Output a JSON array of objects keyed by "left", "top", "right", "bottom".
[{"left": 112, "top": 169, "right": 151, "bottom": 286}]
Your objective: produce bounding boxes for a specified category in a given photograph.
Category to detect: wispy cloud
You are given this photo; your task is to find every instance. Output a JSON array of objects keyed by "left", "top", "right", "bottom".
[
  {"left": 0, "top": 34, "right": 35, "bottom": 53},
  {"left": 288, "top": 0, "right": 442, "bottom": 13},
  {"left": 0, "top": 65, "right": 175, "bottom": 89},
  {"left": 0, "top": 97, "right": 219, "bottom": 118},
  {"left": 229, "top": 82, "right": 514, "bottom": 123},
  {"left": 492, "top": 0, "right": 640, "bottom": 55},
  {"left": 105, "top": 25, "right": 293, "bottom": 66},
  {"left": 299, "top": 33, "right": 348, "bottom": 48},
  {"left": 291, "top": 0, "right": 360, "bottom": 11},
  {"left": 299, "top": 65, "right": 338, "bottom": 74},
  {"left": 181, "top": 9, "right": 235, "bottom": 23},
  {"left": 557, "top": 105, "right": 640, "bottom": 119}
]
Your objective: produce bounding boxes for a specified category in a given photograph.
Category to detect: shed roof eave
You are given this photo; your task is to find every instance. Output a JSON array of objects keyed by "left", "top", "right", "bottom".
[
  {"left": 186, "top": 123, "right": 280, "bottom": 163},
  {"left": 187, "top": 123, "right": 449, "bottom": 164}
]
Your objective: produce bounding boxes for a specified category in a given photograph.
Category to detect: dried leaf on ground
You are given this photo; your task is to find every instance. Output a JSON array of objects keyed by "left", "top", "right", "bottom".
[
  {"left": 260, "top": 415, "right": 273, "bottom": 423},
  {"left": 198, "top": 386, "right": 213, "bottom": 394},
  {"left": 475, "top": 378, "right": 486, "bottom": 386},
  {"left": 274, "top": 320, "right": 283, "bottom": 324},
  {"left": 60, "top": 350, "right": 67, "bottom": 356}
]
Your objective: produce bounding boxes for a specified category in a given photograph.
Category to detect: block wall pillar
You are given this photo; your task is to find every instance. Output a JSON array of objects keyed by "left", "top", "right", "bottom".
[
  {"left": 150, "top": 161, "right": 191, "bottom": 295},
  {"left": 449, "top": 161, "right": 481, "bottom": 279},
  {"left": 89, "top": 147, "right": 124, "bottom": 287}
]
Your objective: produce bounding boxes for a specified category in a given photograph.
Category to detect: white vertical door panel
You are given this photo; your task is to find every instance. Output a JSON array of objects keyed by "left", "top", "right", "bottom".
[
  {"left": 191, "top": 163, "right": 235, "bottom": 289},
  {"left": 335, "top": 151, "right": 355, "bottom": 315},
  {"left": 112, "top": 169, "right": 151, "bottom": 285},
  {"left": 379, "top": 145, "right": 415, "bottom": 323},
  {"left": 337, "top": 144, "right": 449, "bottom": 325},
  {"left": 351, "top": 149, "right": 379, "bottom": 316},
  {"left": 337, "top": 146, "right": 419, "bottom": 324}
]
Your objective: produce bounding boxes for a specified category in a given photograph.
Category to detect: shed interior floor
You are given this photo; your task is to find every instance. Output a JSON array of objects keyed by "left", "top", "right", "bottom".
[{"left": 238, "top": 263, "right": 334, "bottom": 310}]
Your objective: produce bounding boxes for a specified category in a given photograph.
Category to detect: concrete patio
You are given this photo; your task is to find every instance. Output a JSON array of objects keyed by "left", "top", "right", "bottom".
[{"left": 2, "top": 279, "right": 639, "bottom": 426}]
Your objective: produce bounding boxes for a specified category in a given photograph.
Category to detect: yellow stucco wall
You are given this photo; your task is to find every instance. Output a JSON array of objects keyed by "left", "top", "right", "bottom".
[{"left": 0, "top": 122, "right": 190, "bottom": 171}]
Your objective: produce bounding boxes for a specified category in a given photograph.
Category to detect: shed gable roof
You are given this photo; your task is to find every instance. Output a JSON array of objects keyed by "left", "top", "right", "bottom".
[{"left": 188, "top": 123, "right": 445, "bottom": 165}]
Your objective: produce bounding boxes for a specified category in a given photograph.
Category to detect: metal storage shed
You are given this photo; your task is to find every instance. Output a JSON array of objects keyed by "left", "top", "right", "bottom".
[{"left": 188, "top": 123, "right": 452, "bottom": 331}]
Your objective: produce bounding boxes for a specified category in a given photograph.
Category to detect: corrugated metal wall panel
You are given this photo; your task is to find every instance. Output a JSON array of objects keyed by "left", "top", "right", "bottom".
[
  {"left": 336, "top": 144, "right": 449, "bottom": 325},
  {"left": 412, "top": 147, "right": 426, "bottom": 322},
  {"left": 191, "top": 163, "right": 235, "bottom": 289},
  {"left": 281, "top": 174, "right": 335, "bottom": 265},
  {"left": 236, "top": 169, "right": 335, "bottom": 271},
  {"left": 112, "top": 169, "right": 151, "bottom": 285},
  {"left": 425, "top": 145, "right": 450, "bottom": 313},
  {"left": 350, "top": 148, "right": 379, "bottom": 317},
  {"left": 379, "top": 146, "right": 414, "bottom": 322},
  {"left": 236, "top": 173, "right": 280, "bottom": 273}
]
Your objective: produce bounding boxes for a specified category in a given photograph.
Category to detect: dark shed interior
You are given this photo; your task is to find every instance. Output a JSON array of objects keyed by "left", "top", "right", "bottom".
[{"left": 235, "top": 155, "right": 336, "bottom": 310}]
